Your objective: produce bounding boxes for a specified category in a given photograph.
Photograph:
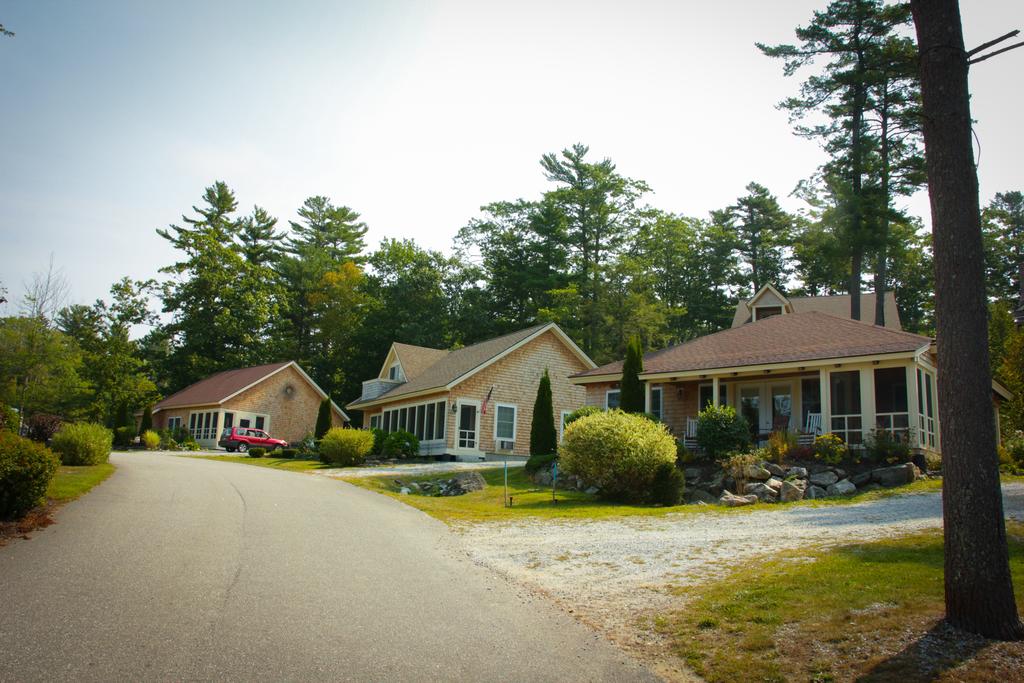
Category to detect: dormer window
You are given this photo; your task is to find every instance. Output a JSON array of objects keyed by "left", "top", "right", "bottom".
[
  {"left": 388, "top": 363, "right": 403, "bottom": 381},
  {"left": 754, "top": 306, "right": 783, "bottom": 321}
]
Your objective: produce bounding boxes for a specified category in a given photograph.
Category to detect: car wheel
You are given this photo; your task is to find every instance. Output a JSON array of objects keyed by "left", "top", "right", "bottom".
[
  {"left": 237, "top": 443, "right": 248, "bottom": 453},
  {"left": 227, "top": 447, "right": 236, "bottom": 453}
]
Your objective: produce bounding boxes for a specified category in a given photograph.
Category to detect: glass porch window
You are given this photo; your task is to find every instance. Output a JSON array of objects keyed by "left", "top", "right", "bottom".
[
  {"left": 771, "top": 384, "right": 792, "bottom": 431},
  {"left": 874, "top": 367, "right": 910, "bottom": 442},
  {"left": 649, "top": 386, "right": 662, "bottom": 421},
  {"left": 698, "top": 384, "right": 728, "bottom": 411},
  {"left": 917, "top": 369, "right": 937, "bottom": 448},
  {"left": 739, "top": 386, "right": 761, "bottom": 441},
  {"left": 830, "top": 370, "right": 863, "bottom": 446},
  {"left": 800, "top": 377, "right": 821, "bottom": 432}
]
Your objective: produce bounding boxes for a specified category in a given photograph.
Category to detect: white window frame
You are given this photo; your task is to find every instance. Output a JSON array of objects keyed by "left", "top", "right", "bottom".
[
  {"left": 494, "top": 403, "right": 517, "bottom": 442},
  {"left": 369, "top": 415, "right": 380, "bottom": 430},
  {"left": 605, "top": 389, "right": 621, "bottom": 409},
  {"left": 167, "top": 416, "right": 183, "bottom": 431},
  {"left": 559, "top": 410, "right": 572, "bottom": 441},
  {"left": 388, "top": 363, "right": 402, "bottom": 381},
  {"left": 380, "top": 399, "right": 447, "bottom": 443},
  {"left": 649, "top": 386, "right": 663, "bottom": 421}
]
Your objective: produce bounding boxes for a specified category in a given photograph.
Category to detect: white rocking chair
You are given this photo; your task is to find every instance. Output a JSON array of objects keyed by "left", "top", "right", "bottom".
[
  {"left": 682, "top": 417, "right": 700, "bottom": 453},
  {"left": 797, "top": 412, "right": 822, "bottom": 446}
]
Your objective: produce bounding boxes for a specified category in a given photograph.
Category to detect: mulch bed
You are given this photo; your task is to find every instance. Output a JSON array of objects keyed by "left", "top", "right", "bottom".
[{"left": 0, "top": 503, "right": 58, "bottom": 547}]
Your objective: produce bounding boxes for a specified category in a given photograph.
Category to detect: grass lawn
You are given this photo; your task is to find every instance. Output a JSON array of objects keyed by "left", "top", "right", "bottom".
[
  {"left": 47, "top": 463, "right": 116, "bottom": 502},
  {"left": 657, "top": 521, "right": 1024, "bottom": 683},
  {"left": 192, "top": 454, "right": 335, "bottom": 473}
]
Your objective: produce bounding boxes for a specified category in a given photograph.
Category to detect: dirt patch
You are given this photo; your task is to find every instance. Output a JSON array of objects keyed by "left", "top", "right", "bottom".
[{"left": 0, "top": 503, "right": 58, "bottom": 547}]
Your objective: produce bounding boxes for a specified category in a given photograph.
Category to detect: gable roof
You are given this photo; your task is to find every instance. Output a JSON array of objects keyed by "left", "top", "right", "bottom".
[
  {"left": 574, "top": 311, "right": 931, "bottom": 380},
  {"left": 347, "top": 323, "right": 595, "bottom": 410},
  {"left": 153, "top": 361, "right": 349, "bottom": 420},
  {"left": 732, "top": 291, "right": 902, "bottom": 329},
  {"left": 389, "top": 343, "right": 450, "bottom": 381}
]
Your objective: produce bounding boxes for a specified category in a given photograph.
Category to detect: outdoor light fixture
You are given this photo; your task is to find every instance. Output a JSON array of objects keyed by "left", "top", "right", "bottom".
[{"left": 451, "top": 403, "right": 458, "bottom": 413}]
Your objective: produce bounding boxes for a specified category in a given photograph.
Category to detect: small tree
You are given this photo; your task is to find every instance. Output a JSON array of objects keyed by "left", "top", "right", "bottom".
[
  {"left": 530, "top": 369, "right": 557, "bottom": 456},
  {"left": 314, "top": 397, "right": 332, "bottom": 440},
  {"left": 619, "top": 335, "right": 645, "bottom": 414},
  {"left": 138, "top": 405, "right": 153, "bottom": 436}
]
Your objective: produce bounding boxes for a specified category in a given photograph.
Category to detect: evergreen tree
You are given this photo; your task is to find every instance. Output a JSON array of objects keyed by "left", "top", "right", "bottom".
[
  {"left": 619, "top": 335, "right": 645, "bottom": 413},
  {"left": 529, "top": 369, "right": 557, "bottom": 456},
  {"left": 982, "top": 191, "right": 1024, "bottom": 304},
  {"left": 139, "top": 404, "right": 153, "bottom": 435},
  {"left": 286, "top": 196, "right": 368, "bottom": 263},
  {"left": 239, "top": 206, "right": 283, "bottom": 268},
  {"left": 314, "top": 397, "right": 332, "bottom": 440},
  {"left": 712, "top": 182, "right": 793, "bottom": 295}
]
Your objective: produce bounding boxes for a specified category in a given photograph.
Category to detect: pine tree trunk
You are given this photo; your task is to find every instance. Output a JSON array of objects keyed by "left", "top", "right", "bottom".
[
  {"left": 911, "top": 0, "right": 1024, "bottom": 640},
  {"left": 875, "top": 100, "right": 891, "bottom": 328}
]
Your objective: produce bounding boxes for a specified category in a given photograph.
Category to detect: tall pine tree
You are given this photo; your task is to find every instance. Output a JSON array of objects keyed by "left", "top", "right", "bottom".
[
  {"left": 619, "top": 335, "right": 645, "bottom": 413},
  {"left": 529, "top": 369, "right": 557, "bottom": 456}
]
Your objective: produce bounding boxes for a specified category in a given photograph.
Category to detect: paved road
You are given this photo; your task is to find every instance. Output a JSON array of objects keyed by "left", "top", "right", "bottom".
[{"left": 0, "top": 454, "right": 654, "bottom": 682}]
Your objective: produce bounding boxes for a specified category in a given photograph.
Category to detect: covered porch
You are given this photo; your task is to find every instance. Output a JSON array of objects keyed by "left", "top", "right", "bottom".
[{"left": 639, "top": 357, "right": 940, "bottom": 453}]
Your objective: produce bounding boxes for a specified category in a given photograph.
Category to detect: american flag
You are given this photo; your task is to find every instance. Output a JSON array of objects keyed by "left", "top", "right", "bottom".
[{"left": 481, "top": 386, "right": 494, "bottom": 414}]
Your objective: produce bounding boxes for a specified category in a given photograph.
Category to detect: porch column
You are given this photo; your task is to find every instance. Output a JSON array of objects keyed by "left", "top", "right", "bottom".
[
  {"left": 712, "top": 376, "right": 720, "bottom": 406},
  {"left": 906, "top": 363, "right": 920, "bottom": 449},
  {"left": 860, "top": 368, "right": 876, "bottom": 441},
  {"left": 820, "top": 368, "right": 830, "bottom": 434},
  {"left": 644, "top": 381, "right": 652, "bottom": 414}
]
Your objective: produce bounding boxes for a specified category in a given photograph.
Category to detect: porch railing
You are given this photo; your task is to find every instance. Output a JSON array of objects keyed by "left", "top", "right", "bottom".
[
  {"left": 830, "top": 414, "right": 864, "bottom": 446},
  {"left": 876, "top": 412, "right": 911, "bottom": 444}
]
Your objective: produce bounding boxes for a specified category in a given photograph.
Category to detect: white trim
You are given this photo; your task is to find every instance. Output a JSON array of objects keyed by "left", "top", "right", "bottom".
[
  {"left": 746, "top": 283, "right": 792, "bottom": 313},
  {"left": 493, "top": 403, "right": 518, "bottom": 442},
  {"left": 559, "top": 410, "right": 572, "bottom": 441},
  {"left": 648, "top": 385, "right": 663, "bottom": 420},
  {"left": 453, "top": 398, "right": 483, "bottom": 455},
  {"left": 605, "top": 389, "right": 621, "bottom": 409},
  {"left": 376, "top": 344, "right": 402, "bottom": 380}
]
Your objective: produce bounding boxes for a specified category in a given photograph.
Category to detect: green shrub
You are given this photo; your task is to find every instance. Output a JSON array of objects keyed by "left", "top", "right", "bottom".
[
  {"left": 113, "top": 426, "right": 135, "bottom": 450},
  {"left": 650, "top": 462, "right": 685, "bottom": 506},
  {"left": 1000, "top": 433, "right": 1024, "bottom": 473},
  {"left": 320, "top": 428, "right": 374, "bottom": 466},
  {"left": 0, "top": 403, "right": 18, "bottom": 433},
  {"left": 563, "top": 405, "right": 602, "bottom": 427},
  {"left": 280, "top": 448, "right": 298, "bottom": 459},
  {"left": 138, "top": 405, "right": 153, "bottom": 436},
  {"left": 525, "top": 452, "right": 558, "bottom": 475},
  {"left": 0, "top": 432, "right": 60, "bottom": 519},
  {"left": 50, "top": 422, "right": 113, "bottom": 466},
  {"left": 249, "top": 447, "right": 266, "bottom": 458},
  {"left": 142, "top": 430, "right": 161, "bottom": 450},
  {"left": 865, "top": 429, "right": 912, "bottom": 464},
  {"left": 560, "top": 409, "right": 677, "bottom": 503},
  {"left": 370, "top": 428, "right": 386, "bottom": 455},
  {"left": 695, "top": 405, "right": 750, "bottom": 460},
  {"left": 315, "top": 398, "right": 332, "bottom": 440},
  {"left": 813, "top": 433, "right": 846, "bottom": 465},
  {"left": 382, "top": 430, "right": 419, "bottom": 458}
]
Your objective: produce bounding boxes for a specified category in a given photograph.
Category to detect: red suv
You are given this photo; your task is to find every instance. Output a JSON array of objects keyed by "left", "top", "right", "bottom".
[{"left": 219, "top": 427, "right": 288, "bottom": 453}]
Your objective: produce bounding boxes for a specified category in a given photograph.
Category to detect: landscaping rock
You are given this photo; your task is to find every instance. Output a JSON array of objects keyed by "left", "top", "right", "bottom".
[
  {"left": 809, "top": 471, "right": 839, "bottom": 487},
  {"left": 834, "top": 468, "right": 847, "bottom": 479},
  {"left": 765, "top": 477, "right": 784, "bottom": 492},
  {"left": 743, "top": 482, "right": 778, "bottom": 503},
  {"left": 684, "top": 467, "right": 702, "bottom": 481},
  {"left": 744, "top": 464, "right": 772, "bottom": 481},
  {"left": 452, "top": 471, "right": 486, "bottom": 493},
  {"left": 780, "top": 479, "right": 806, "bottom": 502},
  {"left": 686, "top": 489, "right": 719, "bottom": 505},
  {"left": 535, "top": 470, "right": 553, "bottom": 486},
  {"left": 399, "top": 487, "right": 411, "bottom": 495},
  {"left": 765, "top": 462, "right": 787, "bottom": 478},
  {"left": 787, "top": 466, "right": 808, "bottom": 479},
  {"left": 585, "top": 486, "right": 600, "bottom": 495},
  {"left": 719, "top": 491, "right": 758, "bottom": 507},
  {"left": 804, "top": 485, "right": 828, "bottom": 499},
  {"left": 872, "top": 463, "right": 920, "bottom": 488},
  {"left": 851, "top": 471, "right": 872, "bottom": 487},
  {"left": 826, "top": 479, "right": 857, "bottom": 497}
]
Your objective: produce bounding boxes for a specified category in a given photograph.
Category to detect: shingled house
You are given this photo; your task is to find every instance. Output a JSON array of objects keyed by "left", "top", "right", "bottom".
[
  {"left": 571, "top": 285, "right": 1009, "bottom": 456},
  {"left": 146, "top": 361, "right": 349, "bottom": 449},
  {"left": 346, "top": 323, "right": 595, "bottom": 460}
]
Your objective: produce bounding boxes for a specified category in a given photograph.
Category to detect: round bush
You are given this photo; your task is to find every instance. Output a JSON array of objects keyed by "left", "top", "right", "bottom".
[
  {"left": 50, "top": 423, "right": 113, "bottom": 466},
  {"left": 695, "top": 405, "right": 750, "bottom": 460},
  {"left": 0, "top": 432, "right": 60, "bottom": 519},
  {"left": 563, "top": 405, "right": 602, "bottom": 427},
  {"left": 649, "top": 461, "right": 685, "bottom": 506},
  {"left": 280, "top": 448, "right": 298, "bottom": 459},
  {"left": 248, "top": 447, "right": 266, "bottom": 458},
  {"left": 813, "top": 433, "right": 846, "bottom": 464},
  {"left": 560, "top": 409, "right": 677, "bottom": 503},
  {"left": 141, "top": 430, "right": 161, "bottom": 450},
  {"left": 319, "top": 428, "right": 375, "bottom": 466},
  {"left": 382, "top": 430, "right": 419, "bottom": 459}
]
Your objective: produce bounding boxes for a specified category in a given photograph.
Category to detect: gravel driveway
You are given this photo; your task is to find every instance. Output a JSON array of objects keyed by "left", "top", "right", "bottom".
[{"left": 457, "top": 484, "right": 1024, "bottom": 656}]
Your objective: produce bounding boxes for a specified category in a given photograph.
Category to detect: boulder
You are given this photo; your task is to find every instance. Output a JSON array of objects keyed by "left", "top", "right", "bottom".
[
  {"left": 826, "top": 478, "right": 857, "bottom": 497},
  {"left": 834, "top": 468, "right": 847, "bottom": 479},
  {"left": 804, "top": 485, "right": 828, "bottom": 499},
  {"left": 787, "top": 466, "right": 808, "bottom": 479},
  {"left": 809, "top": 471, "right": 839, "bottom": 487},
  {"left": 399, "top": 487, "right": 411, "bottom": 495},
  {"left": 453, "top": 471, "right": 486, "bottom": 492},
  {"left": 743, "top": 482, "right": 778, "bottom": 502},
  {"left": 765, "top": 462, "right": 787, "bottom": 478},
  {"left": 719, "top": 491, "right": 759, "bottom": 507},
  {"left": 684, "top": 467, "right": 702, "bottom": 481},
  {"left": 686, "top": 489, "right": 719, "bottom": 505},
  {"left": 850, "top": 471, "right": 873, "bottom": 487},
  {"left": 585, "top": 486, "right": 600, "bottom": 495},
  {"left": 872, "top": 463, "right": 921, "bottom": 488},
  {"left": 780, "top": 479, "right": 806, "bottom": 502},
  {"left": 535, "top": 470, "right": 553, "bottom": 486},
  {"left": 744, "top": 464, "right": 772, "bottom": 481},
  {"left": 765, "top": 477, "right": 784, "bottom": 492}
]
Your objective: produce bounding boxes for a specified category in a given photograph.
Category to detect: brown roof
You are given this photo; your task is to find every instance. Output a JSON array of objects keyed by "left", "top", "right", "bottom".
[
  {"left": 575, "top": 312, "right": 930, "bottom": 379},
  {"left": 731, "top": 292, "right": 902, "bottom": 329},
  {"left": 391, "top": 343, "right": 450, "bottom": 381},
  {"left": 348, "top": 324, "right": 552, "bottom": 408},
  {"left": 153, "top": 361, "right": 292, "bottom": 411}
]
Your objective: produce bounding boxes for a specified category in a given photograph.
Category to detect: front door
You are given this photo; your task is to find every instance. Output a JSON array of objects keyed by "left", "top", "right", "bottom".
[{"left": 457, "top": 403, "right": 479, "bottom": 450}]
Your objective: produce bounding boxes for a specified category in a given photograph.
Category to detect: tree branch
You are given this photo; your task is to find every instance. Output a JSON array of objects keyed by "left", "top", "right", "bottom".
[
  {"left": 966, "top": 29, "right": 1019, "bottom": 57},
  {"left": 969, "top": 40, "right": 1024, "bottom": 65}
]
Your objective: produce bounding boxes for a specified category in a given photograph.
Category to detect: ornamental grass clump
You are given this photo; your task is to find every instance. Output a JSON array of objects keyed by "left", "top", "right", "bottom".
[
  {"left": 50, "top": 422, "right": 113, "bottom": 466},
  {"left": 141, "top": 430, "right": 161, "bottom": 451},
  {"left": 319, "top": 428, "right": 374, "bottom": 466},
  {"left": 559, "top": 409, "right": 677, "bottom": 503},
  {"left": 0, "top": 432, "right": 60, "bottom": 519}
]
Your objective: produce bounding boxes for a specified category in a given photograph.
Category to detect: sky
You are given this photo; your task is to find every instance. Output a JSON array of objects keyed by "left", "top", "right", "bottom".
[{"left": 1, "top": 0, "right": 1021, "bottom": 316}]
